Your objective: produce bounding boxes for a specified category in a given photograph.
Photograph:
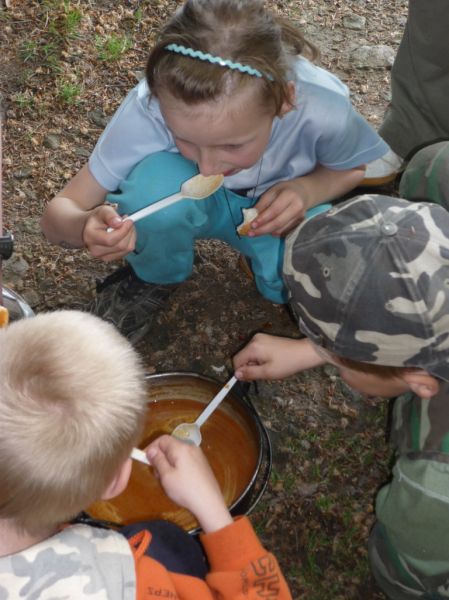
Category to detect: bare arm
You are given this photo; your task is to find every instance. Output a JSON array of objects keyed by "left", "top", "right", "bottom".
[
  {"left": 41, "top": 164, "right": 108, "bottom": 246},
  {"left": 233, "top": 333, "right": 325, "bottom": 381},
  {"left": 41, "top": 164, "right": 136, "bottom": 261},
  {"left": 146, "top": 435, "right": 233, "bottom": 533},
  {"left": 249, "top": 164, "right": 365, "bottom": 237}
]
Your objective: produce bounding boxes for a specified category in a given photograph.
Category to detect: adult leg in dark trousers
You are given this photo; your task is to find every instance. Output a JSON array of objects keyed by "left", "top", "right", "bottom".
[{"left": 379, "top": 0, "right": 449, "bottom": 160}]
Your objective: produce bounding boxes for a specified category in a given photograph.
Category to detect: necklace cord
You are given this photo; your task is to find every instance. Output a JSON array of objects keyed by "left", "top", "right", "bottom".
[{"left": 224, "top": 154, "right": 264, "bottom": 239}]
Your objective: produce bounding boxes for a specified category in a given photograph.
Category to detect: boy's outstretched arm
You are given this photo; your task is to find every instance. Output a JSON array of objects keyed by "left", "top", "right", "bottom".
[
  {"left": 41, "top": 164, "right": 136, "bottom": 261},
  {"left": 233, "top": 333, "right": 325, "bottom": 381},
  {"left": 145, "top": 435, "right": 292, "bottom": 599}
]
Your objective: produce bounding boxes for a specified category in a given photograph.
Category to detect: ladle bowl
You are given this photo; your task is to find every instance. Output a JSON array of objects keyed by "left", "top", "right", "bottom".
[
  {"left": 107, "top": 173, "right": 224, "bottom": 232},
  {"left": 171, "top": 375, "right": 237, "bottom": 445}
]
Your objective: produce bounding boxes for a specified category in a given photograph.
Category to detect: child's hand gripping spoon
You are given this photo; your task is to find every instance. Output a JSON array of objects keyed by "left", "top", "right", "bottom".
[
  {"left": 171, "top": 375, "right": 238, "bottom": 446},
  {"left": 107, "top": 173, "right": 224, "bottom": 232}
]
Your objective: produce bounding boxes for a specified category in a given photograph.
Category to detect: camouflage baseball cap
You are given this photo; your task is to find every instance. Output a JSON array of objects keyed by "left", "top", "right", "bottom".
[{"left": 283, "top": 194, "right": 449, "bottom": 381}]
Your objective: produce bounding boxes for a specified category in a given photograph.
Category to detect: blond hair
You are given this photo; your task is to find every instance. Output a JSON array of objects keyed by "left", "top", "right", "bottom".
[
  {"left": 0, "top": 311, "right": 147, "bottom": 535},
  {"left": 146, "top": 0, "right": 318, "bottom": 114}
]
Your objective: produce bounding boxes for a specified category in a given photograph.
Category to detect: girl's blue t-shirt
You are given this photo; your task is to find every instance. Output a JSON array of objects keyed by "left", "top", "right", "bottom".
[{"left": 89, "top": 56, "right": 389, "bottom": 193}]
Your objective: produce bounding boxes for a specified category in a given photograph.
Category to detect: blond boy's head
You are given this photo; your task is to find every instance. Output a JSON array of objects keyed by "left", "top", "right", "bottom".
[{"left": 0, "top": 310, "right": 147, "bottom": 535}]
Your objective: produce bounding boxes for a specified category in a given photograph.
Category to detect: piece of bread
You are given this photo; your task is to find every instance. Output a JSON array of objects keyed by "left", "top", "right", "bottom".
[{"left": 237, "top": 207, "right": 258, "bottom": 236}]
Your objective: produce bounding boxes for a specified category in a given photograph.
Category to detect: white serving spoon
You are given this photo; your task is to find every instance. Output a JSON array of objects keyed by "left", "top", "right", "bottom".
[
  {"left": 171, "top": 375, "right": 238, "bottom": 446},
  {"left": 107, "top": 173, "right": 224, "bottom": 232}
]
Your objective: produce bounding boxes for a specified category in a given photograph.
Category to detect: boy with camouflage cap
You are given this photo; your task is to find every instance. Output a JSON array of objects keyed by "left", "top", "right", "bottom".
[
  {"left": 0, "top": 310, "right": 292, "bottom": 600},
  {"left": 234, "top": 193, "right": 449, "bottom": 598}
]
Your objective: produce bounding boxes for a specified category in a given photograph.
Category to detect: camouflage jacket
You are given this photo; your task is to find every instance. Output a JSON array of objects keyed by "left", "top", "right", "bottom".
[
  {"left": 371, "top": 382, "right": 449, "bottom": 596},
  {"left": 0, "top": 524, "right": 135, "bottom": 599}
]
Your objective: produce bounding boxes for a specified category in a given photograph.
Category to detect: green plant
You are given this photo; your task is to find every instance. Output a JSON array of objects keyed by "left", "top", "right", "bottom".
[
  {"left": 134, "top": 7, "right": 143, "bottom": 23},
  {"left": 20, "top": 40, "right": 40, "bottom": 63},
  {"left": 303, "top": 530, "right": 332, "bottom": 577},
  {"left": 11, "top": 91, "right": 35, "bottom": 110},
  {"left": 56, "top": 79, "right": 82, "bottom": 105},
  {"left": 21, "top": 38, "right": 60, "bottom": 72},
  {"left": 42, "top": 0, "right": 82, "bottom": 38},
  {"left": 96, "top": 34, "right": 132, "bottom": 62},
  {"left": 40, "top": 41, "right": 61, "bottom": 72},
  {"left": 19, "top": 1, "right": 83, "bottom": 75},
  {"left": 63, "top": 6, "right": 82, "bottom": 37},
  {"left": 309, "top": 461, "right": 322, "bottom": 479},
  {"left": 316, "top": 494, "right": 333, "bottom": 513}
]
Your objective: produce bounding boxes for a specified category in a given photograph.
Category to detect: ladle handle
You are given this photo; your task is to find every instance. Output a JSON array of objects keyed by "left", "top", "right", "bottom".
[
  {"left": 195, "top": 375, "right": 238, "bottom": 428},
  {"left": 131, "top": 447, "right": 150, "bottom": 465},
  {"left": 107, "top": 191, "right": 184, "bottom": 232},
  {"left": 126, "top": 191, "right": 185, "bottom": 224}
]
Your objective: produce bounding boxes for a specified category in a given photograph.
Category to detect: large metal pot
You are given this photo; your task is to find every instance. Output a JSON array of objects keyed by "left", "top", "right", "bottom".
[
  {"left": 87, "top": 372, "right": 271, "bottom": 533},
  {"left": 145, "top": 372, "right": 272, "bottom": 522}
]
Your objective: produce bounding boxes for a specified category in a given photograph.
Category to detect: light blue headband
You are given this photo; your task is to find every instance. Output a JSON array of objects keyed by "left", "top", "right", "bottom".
[{"left": 165, "top": 43, "right": 273, "bottom": 80}]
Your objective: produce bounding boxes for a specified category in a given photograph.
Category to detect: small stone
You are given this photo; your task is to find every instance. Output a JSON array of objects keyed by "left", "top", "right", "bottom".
[
  {"left": 43, "top": 134, "right": 60, "bottom": 150},
  {"left": 132, "top": 70, "right": 145, "bottom": 82},
  {"left": 342, "top": 15, "right": 366, "bottom": 30},
  {"left": 340, "top": 417, "right": 349, "bottom": 428},
  {"left": 3, "top": 254, "right": 29, "bottom": 277},
  {"left": 24, "top": 188, "right": 38, "bottom": 200},
  {"left": 323, "top": 364, "right": 339, "bottom": 378},
  {"left": 74, "top": 146, "right": 91, "bottom": 158},
  {"left": 286, "top": 423, "right": 301, "bottom": 437},
  {"left": 88, "top": 109, "right": 110, "bottom": 129},
  {"left": 350, "top": 45, "right": 396, "bottom": 69},
  {"left": 41, "top": 278, "right": 57, "bottom": 291},
  {"left": 22, "top": 289, "right": 40, "bottom": 307},
  {"left": 13, "top": 167, "right": 32, "bottom": 179},
  {"left": 297, "top": 482, "right": 319, "bottom": 497},
  {"left": 17, "top": 217, "right": 41, "bottom": 235}
]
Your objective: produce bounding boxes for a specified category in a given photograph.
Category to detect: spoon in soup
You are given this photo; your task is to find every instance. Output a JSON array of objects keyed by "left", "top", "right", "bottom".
[
  {"left": 107, "top": 173, "right": 224, "bottom": 232},
  {"left": 171, "top": 375, "right": 238, "bottom": 446}
]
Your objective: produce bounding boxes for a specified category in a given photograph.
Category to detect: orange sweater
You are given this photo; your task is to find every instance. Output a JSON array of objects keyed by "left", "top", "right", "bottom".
[{"left": 129, "top": 517, "right": 292, "bottom": 599}]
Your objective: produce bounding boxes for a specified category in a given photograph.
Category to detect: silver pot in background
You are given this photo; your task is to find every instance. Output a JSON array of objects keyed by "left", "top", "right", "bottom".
[{"left": 1, "top": 286, "right": 34, "bottom": 321}]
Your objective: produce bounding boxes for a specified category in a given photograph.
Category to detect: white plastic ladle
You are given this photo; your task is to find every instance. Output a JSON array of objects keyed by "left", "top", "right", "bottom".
[
  {"left": 107, "top": 173, "right": 224, "bottom": 232},
  {"left": 171, "top": 375, "right": 238, "bottom": 446}
]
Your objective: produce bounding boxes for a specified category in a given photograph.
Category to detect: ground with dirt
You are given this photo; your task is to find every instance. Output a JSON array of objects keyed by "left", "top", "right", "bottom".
[{"left": 1, "top": 1, "right": 408, "bottom": 597}]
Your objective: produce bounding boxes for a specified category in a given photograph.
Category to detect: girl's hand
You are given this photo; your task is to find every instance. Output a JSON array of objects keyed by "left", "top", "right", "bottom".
[
  {"left": 82, "top": 206, "right": 137, "bottom": 262},
  {"left": 145, "top": 435, "right": 233, "bottom": 533},
  {"left": 247, "top": 166, "right": 365, "bottom": 237},
  {"left": 248, "top": 180, "right": 310, "bottom": 237},
  {"left": 233, "top": 334, "right": 325, "bottom": 380}
]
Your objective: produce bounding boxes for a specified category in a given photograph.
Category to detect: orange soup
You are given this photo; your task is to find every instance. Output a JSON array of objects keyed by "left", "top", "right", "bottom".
[{"left": 88, "top": 398, "right": 259, "bottom": 531}]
